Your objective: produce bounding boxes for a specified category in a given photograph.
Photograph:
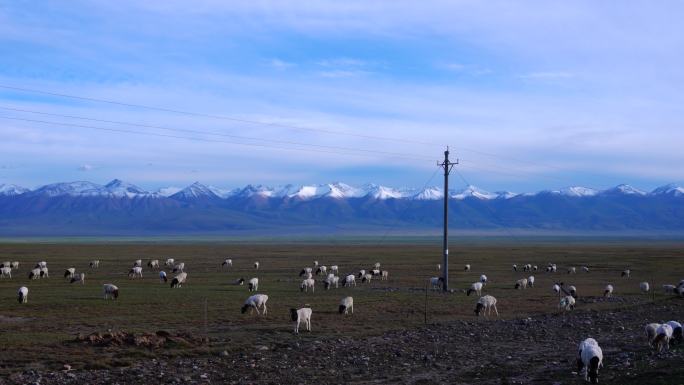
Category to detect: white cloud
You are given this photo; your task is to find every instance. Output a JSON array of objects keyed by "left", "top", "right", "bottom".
[
  {"left": 518, "top": 71, "right": 575, "bottom": 80},
  {"left": 78, "top": 164, "right": 94, "bottom": 171}
]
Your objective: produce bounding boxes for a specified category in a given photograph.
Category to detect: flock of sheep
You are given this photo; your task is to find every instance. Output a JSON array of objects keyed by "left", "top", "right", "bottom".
[{"left": 2, "top": 257, "right": 683, "bottom": 383}]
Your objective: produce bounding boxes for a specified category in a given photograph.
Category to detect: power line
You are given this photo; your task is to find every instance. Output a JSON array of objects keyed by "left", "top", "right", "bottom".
[
  {"left": 0, "top": 106, "right": 435, "bottom": 161},
  {"left": 0, "top": 115, "right": 436, "bottom": 162},
  {"left": 0, "top": 84, "right": 439, "bottom": 146}
]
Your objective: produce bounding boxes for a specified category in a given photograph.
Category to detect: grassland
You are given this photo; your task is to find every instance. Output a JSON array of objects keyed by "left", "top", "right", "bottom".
[{"left": 0, "top": 241, "right": 682, "bottom": 381}]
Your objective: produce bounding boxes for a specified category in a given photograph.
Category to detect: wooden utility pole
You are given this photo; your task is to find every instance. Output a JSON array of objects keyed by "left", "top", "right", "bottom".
[{"left": 439, "top": 147, "right": 457, "bottom": 292}]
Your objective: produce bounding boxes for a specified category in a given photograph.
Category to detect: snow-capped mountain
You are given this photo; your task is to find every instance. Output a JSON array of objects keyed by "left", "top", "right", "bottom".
[
  {"left": 555, "top": 186, "right": 599, "bottom": 197},
  {"left": 451, "top": 185, "right": 499, "bottom": 200},
  {"left": 0, "top": 184, "right": 30, "bottom": 196},
  {"left": 651, "top": 183, "right": 684, "bottom": 197},
  {"left": 600, "top": 184, "right": 646, "bottom": 196},
  {"left": 170, "top": 182, "right": 220, "bottom": 200},
  {"left": 104, "top": 179, "right": 150, "bottom": 198}
]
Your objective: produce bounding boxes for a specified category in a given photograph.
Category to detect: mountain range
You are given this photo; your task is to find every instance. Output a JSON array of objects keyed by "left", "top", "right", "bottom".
[{"left": 0, "top": 179, "right": 682, "bottom": 236}]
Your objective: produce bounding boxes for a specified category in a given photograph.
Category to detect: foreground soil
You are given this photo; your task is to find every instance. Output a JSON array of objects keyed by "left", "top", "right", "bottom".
[{"left": 3, "top": 299, "right": 682, "bottom": 385}]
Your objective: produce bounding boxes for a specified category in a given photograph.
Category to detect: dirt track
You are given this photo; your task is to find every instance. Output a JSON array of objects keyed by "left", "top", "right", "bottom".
[{"left": 3, "top": 298, "right": 682, "bottom": 385}]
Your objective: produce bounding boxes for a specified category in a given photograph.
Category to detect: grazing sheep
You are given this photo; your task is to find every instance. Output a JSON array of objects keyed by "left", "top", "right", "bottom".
[
  {"left": 666, "top": 321, "right": 683, "bottom": 345},
  {"left": 645, "top": 323, "right": 661, "bottom": 347},
  {"left": 654, "top": 324, "right": 673, "bottom": 352},
  {"left": 28, "top": 268, "right": 41, "bottom": 280},
  {"left": 514, "top": 278, "right": 528, "bottom": 290},
  {"left": 1, "top": 261, "right": 10, "bottom": 268},
  {"left": 324, "top": 274, "right": 339, "bottom": 290},
  {"left": 527, "top": 276, "right": 535, "bottom": 287},
  {"left": 241, "top": 294, "right": 268, "bottom": 315},
  {"left": 70, "top": 272, "right": 85, "bottom": 284},
  {"left": 479, "top": 274, "right": 488, "bottom": 285},
  {"left": 248, "top": 278, "right": 259, "bottom": 292},
  {"left": 103, "top": 284, "right": 119, "bottom": 300},
  {"left": 582, "top": 266, "right": 589, "bottom": 273},
  {"left": 568, "top": 267, "right": 576, "bottom": 274},
  {"left": 313, "top": 260, "right": 319, "bottom": 267},
  {"left": 467, "top": 282, "right": 483, "bottom": 296},
  {"left": 553, "top": 284, "right": 561, "bottom": 294},
  {"left": 343, "top": 274, "right": 356, "bottom": 287},
  {"left": 512, "top": 264, "right": 518, "bottom": 272},
  {"left": 10, "top": 261, "right": 19, "bottom": 269},
  {"left": 568, "top": 285, "right": 577, "bottom": 298},
  {"left": 370, "top": 269, "right": 381, "bottom": 276},
  {"left": 170, "top": 272, "right": 188, "bottom": 288},
  {"left": 165, "top": 258, "right": 175, "bottom": 267},
  {"left": 464, "top": 264, "right": 471, "bottom": 271},
  {"left": 381, "top": 270, "right": 389, "bottom": 281},
  {"left": 133, "top": 259, "right": 142, "bottom": 267},
  {"left": 576, "top": 338, "right": 603, "bottom": 384},
  {"left": 159, "top": 271, "right": 167, "bottom": 283},
  {"left": 604, "top": 284, "right": 614, "bottom": 297},
  {"left": 222, "top": 259, "right": 232, "bottom": 267},
  {"left": 172, "top": 262, "right": 185, "bottom": 273},
  {"left": 300, "top": 278, "right": 315, "bottom": 293},
  {"left": 17, "top": 286, "right": 28, "bottom": 303},
  {"left": 357, "top": 269, "right": 366, "bottom": 278},
  {"left": 291, "top": 307, "right": 312, "bottom": 334},
  {"left": 254, "top": 261, "right": 260, "bottom": 270},
  {"left": 39, "top": 266, "right": 49, "bottom": 278},
  {"left": 147, "top": 259, "right": 160, "bottom": 269},
  {"left": 559, "top": 295, "right": 576, "bottom": 311},
  {"left": 63, "top": 268, "right": 76, "bottom": 280},
  {"left": 235, "top": 277, "right": 245, "bottom": 285},
  {"left": 35, "top": 261, "right": 47, "bottom": 269},
  {"left": 430, "top": 277, "right": 444, "bottom": 290},
  {"left": 361, "top": 273, "right": 373, "bottom": 283},
  {"left": 437, "top": 264, "right": 441, "bottom": 271},
  {"left": 0, "top": 266, "right": 11, "bottom": 279},
  {"left": 128, "top": 266, "right": 143, "bottom": 279},
  {"left": 339, "top": 296, "right": 354, "bottom": 314},
  {"left": 374, "top": 262, "right": 381, "bottom": 270},
  {"left": 330, "top": 265, "right": 339, "bottom": 274},
  {"left": 640, "top": 281, "right": 650, "bottom": 293},
  {"left": 474, "top": 295, "right": 499, "bottom": 317},
  {"left": 621, "top": 269, "right": 631, "bottom": 278},
  {"left": 533, "top": 265, "right": 538, "bottom": 271},
  {"left": 523, "top": 264, "right": 531, "bottom": 272},
  {"left": 299, "top": 267, "right": 313, "bottom": 277},
  {"left": 89, "top": 260, "right": 100, "bottom": 268},
  {"left": 316, "top": 266, "right": 327, "bottom": 275}
]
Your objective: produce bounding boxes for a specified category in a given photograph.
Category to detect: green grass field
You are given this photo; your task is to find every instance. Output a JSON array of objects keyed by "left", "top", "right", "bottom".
[{"left": 0, "top": 241, "right": 682, "bottom": 372}]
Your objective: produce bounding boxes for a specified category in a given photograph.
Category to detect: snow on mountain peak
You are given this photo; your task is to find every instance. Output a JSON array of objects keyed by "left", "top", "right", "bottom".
[
  {"left": 557, "top": 186, "right": 598, "bottom": 197},
  {"left": 603, "top": 184, "right": 646, "bottom": 196},
  {"left": 412, "top": 186, "right": 444, "bottom": 200},
  {"left": 171, "top": 182, "right": 219, "bottom": 199},
  {"left": 451, "top": 185, "right": 498, "bottom": 200},
  {"left": 104, "top": 179, "right": 149, "bottom": 197},
  {"left": 651, "top": 183, "right": 684, "bottom": 196},
  {"left": 0, "top": 184, "right": 29, "bottom": 196}
]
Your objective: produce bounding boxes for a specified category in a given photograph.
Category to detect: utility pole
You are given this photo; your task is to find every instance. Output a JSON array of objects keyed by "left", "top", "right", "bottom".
[{"left": 439, "top": 147, "right": 458, "bottom": 292}]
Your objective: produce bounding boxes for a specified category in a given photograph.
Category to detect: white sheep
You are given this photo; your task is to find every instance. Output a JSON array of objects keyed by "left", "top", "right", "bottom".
[
  {"left": 300, "top": 278, "right": 315, "bottom": 293},
  {"left": 128, "top": 266, "right": 143, "bottom": 279},
  {"left": 40, "top": 266, "right": 49, "bottom": 278},
  {"left": 103, "top": 284, "right": 119, "bottom": 300},
  {"left": 28, "top": 268, "right": 41, "bottom": 279},
  {"left": 339, "top": 296, "right": 354, "bottom": 315},
  {"left": 361, "top": 273, "right": 372, "bottom": 283},
  {"left": 474, "top": 295, "right": 498, "bottom": 317},
  {"left": 0, "top": 266, "right": 11, "bottom": 278},
  {"left": 576, "top": 338, "right": 603, "bottom": 384},
  {"left": 533, "top": 265, "right": 538, "bottom": 271},
  {"left": 316, "top": 265, "right": 327, "bottom": 275},
  {"left": 291, "top": 307, "right": 312, "bottom": 334},
  {"left": 515, "top": 278, "right": 528, "bottom": 290},
  {"left": 479, "top": 274, "right": 488, "bottom": 285},
  {"left": 604, "top": 284, "right": 614, "bottom": 297},
  {"left": 170, "top": 272, "right": 187, "bottom": 288},
  {"left": 10, "top": 261, "right": 19, "bottom": 269},
  {"left": 512, "top": 264, "right": 518, "bottom": 271},
  {"left": 330, "top": 265, "right": 339, "bottom": 274},
  {"left": 222, "top": 259, "right": 232, "bottom": 268},
  {"left": 248, "top": 278, "right": 259, "bottom": 292},
  {"left": 165, "top": 258, "right": 175, "bottom": 267},
  {"left": 568, "top": 267, "right": 576, "bottom": 274},
  {"left": 172, "top": 262, "right": 185, "bottom": 273},
  {"left": 645, "top": 323, "right": 661, "bottom": 347},
  {"left": 35, "top": 261, "right": 47, "bottom": 269},
  {"left": 640, "top": 281, "right": 650, "bottom": 293},
  {"left": 89, "top": 260, "right": 100, "bottom": 268},
  {"left": 70, "top": 272, "right": 85, "bottom": 284},
  {"left": 343, "top": 274, "right": 356, "bottom": 287},
  {"left": 313, "top": 260, "right": 319, "bottom": 267},
  {"left": 254, "top": 261, "right": 260, "bottom": 270},
  {"left": 1, "top": 261, "right": 10, "bottom": 268},
  {"left": 17, "top": 286, "right": 28, "bottom": 303},
  {"left": 559, "top": 295, "right": 575, "bottom": 311},
  {"left": 464, "top": 264, "right": 471, "bottom": 271},
  {"left": 553, "top": 284, "right": 561, "bottom": 294},
  {"left": 621, "top": 269, "right": 631, "bottom": 278},
  {"left": 430, "top": 277, "right": 444, "bottom": 290},
  {"left": 467, "top": 282, "right": 483, "bottom": 296},
  {"left": 374, "top": 262, "right": 381, "bottom": 269},
  {"left": 527, "top": 276, "right": 535, "bottom": 287},
  {"left": 381, "top": 270, "right": 389, "bottom": 281},
  {"left": 133, "top": 259, "right": 142, "bottom": 267},
  {"left": 666, "top": 321, "right": 683, "bottom": 345},
  {"left": 324, "top": 275, "right": 339, "bottom": 290},
  {"left": 159, "top": 271, "right": 167, "bottom": 283},
  {"left": 370, "top": 269, "right": 381, "bottom": 276},
  {"left": 654, "top": 324, "right": 673, "bottom": 352},
  {"left": 147, "top": 259, "right": 160, "bottom": 269},
  {"left": 63, "top": 267, "right": 76, "bottom": 280},
  {"left": 241, "top": 294, "right": 268, "bottom": 315},
  {"left": 299, "top": 267, "right": 313, "bottom": 277},
  {"left": 357, "top": 269, "right": 366, "bottom": 278},
  {"left": 582, "top": 266, "right": 589, "bottom": 273}
]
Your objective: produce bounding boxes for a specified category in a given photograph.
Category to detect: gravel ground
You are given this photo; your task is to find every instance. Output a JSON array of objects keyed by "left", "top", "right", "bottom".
[{"left": 2, "top": 299, "right": 682, "bottom": 385}]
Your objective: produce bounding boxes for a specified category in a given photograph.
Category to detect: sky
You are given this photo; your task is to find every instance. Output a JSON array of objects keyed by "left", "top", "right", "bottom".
[{"left": 0, "top": 1, "right": 683, "bottom": 193}]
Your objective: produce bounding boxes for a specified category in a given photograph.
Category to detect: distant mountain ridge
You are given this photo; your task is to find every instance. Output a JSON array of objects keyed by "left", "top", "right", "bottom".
[{"left": 0, "top": 179, "right": 682, "bottom": 235}]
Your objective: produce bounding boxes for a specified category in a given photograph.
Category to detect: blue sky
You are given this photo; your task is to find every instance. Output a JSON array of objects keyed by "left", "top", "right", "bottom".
[{"left": 0, "top": 1, "right": 683, "bottom": 192}]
